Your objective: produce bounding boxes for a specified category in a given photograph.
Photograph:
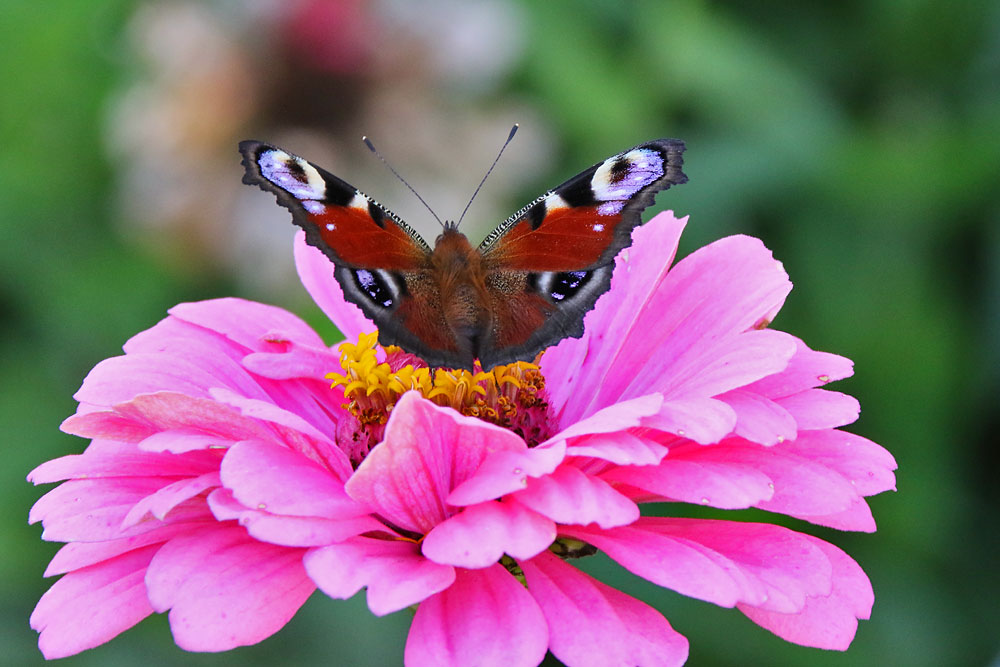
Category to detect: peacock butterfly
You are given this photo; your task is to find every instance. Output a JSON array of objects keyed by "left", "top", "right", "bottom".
[{"left": 239, "top": 134, "right": 686, "bottom": 370}]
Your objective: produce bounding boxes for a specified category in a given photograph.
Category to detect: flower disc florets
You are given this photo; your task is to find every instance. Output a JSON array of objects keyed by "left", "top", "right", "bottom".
[{"left": 328, "top": 332, "right": 554, "bottom": 465}]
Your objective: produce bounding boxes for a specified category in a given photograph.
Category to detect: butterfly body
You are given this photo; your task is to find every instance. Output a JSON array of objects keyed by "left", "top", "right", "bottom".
[{"left": 240, "top": 138, "right": 686, "bottom": 369}]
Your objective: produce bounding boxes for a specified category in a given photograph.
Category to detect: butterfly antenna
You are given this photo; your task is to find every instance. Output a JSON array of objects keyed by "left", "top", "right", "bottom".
[
  {"left": 457, "top": 123, "right": 519, "bottom": 227},
  {"left": 362, "top": 135, "right": 444, "bottom": 228}
]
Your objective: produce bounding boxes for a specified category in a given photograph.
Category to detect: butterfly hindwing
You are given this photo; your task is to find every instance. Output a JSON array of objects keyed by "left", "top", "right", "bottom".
[
  {"left": 240, "top": 141, "right": 470, "bottom": 365},
  {"left": 475, "top": 139, "right": 686, "bottom": 368}
]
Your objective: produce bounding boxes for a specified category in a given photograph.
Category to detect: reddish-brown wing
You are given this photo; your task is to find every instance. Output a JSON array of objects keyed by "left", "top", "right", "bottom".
[
  {"left": 240, "top": 141, "right": 468, "bottom": 365},
  {"left": 239, "top": 141, "right": 429, "bottom": 270},
  {"left": 474, "top": 139, "right": 686, "bottom": 369}
]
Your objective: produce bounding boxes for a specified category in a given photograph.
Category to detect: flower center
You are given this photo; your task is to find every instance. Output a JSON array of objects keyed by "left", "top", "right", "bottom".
[{"left": 327, "top": 332, "right": 554, "bottom": 465}]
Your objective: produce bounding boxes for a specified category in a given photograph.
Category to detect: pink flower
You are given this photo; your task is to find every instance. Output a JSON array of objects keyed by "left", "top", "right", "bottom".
[{"left": 29, "top": 211, "right": 896, "bottom": 665}]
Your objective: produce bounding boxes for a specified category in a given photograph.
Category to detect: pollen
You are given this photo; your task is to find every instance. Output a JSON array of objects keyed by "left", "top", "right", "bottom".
[{"left": 327, "top": 333, "right": 555, "bottom": 462}]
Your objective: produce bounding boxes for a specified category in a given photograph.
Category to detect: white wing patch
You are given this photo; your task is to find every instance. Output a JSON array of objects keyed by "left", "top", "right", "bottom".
[
  {"left": 590, "top": 148, "right": 665, "bottom": 202},
  {"left": 258, "top": 149, "right": 328, "bottom": 200},
  {"left": 543, "top": 192, "right": 569, "bottom": 212},
  {"left": 348, "top": 192, "right": 369, "bottom": 210}
]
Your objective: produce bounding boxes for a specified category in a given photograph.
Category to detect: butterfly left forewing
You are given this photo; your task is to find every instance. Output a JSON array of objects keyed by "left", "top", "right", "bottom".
[
  {"left": 476, "top": 139, "right": 686, "bottom": 369},
  {"left": 239, "top": 141, "right": 431, "bottom": 269},
  {"left": 240, "top": 141, "right": 475, "bottom": 367}
]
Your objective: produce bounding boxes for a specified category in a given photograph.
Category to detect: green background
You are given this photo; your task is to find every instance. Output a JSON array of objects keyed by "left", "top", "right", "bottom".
[{"left": 2, "top": 1, "right": 997, "bottom": 665}]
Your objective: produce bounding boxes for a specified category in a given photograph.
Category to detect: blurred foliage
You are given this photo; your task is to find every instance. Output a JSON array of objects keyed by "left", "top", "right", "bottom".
[{"left": 2, "top": 0, "right": 998, "bottom": 665}]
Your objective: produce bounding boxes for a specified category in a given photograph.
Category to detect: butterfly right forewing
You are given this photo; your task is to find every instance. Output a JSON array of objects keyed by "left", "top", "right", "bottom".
[{"left": 476, "top": 139, "right": 687, "bottom": 369}]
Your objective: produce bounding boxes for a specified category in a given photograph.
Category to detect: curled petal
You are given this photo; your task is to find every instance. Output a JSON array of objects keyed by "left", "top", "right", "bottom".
[
  {"left": 305, "top": 538, "right": 455, "bottom": 615},
  {"left": 220, "top": 440, "right": 362, "bottom": 519},
  {"left": 445, "top": 440, "right": 566, "bottom": 507},
  {"left": 513, "top": 465, "right": 639, "bottom": 529},
  {"left": 422, "top": 500, "right": 555, "bottom": 568}
]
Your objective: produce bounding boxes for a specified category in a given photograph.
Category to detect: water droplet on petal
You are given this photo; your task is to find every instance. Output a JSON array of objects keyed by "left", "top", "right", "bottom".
[
  {"left": 817, "top": 374, "right": 830, "bottom": 383},
  {"left": 700, "top": 497, "right": 710, "bottom": 504},
  {"left": 257, "top": 503, "right": 267, "bottom": 510},
  {"left": 677, "top": 429, "right": 686, "bottom": 436},
  {"left": 512, "top": 467, "right": 522, "bottom": 475},
  {"left": 768, "top": 482, "right": 775, "bottom": 490}
]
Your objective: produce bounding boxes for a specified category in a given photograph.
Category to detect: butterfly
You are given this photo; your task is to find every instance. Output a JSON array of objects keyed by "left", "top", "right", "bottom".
[{"left": 239, "top": 135, "right": 686, "bottom": 370}]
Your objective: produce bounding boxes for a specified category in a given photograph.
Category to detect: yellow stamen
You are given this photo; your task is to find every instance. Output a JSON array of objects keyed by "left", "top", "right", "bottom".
[{"left": 327, "top": 333, "right": 553, "bottom": 445}]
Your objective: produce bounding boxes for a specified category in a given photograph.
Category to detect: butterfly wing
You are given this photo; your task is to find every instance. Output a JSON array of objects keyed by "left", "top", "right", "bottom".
[
  {"left": 476, "top": 139, "right": 686, "bottom": 369},
  {"left": 240, "top": 141, "right": 466, "bottom": 365}
]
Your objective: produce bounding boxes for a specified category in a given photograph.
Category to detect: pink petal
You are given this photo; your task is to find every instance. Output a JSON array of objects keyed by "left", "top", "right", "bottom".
[
  {"left": 522, "top": 551, "right": 689, "bottom": 666},
  {"left": 551, "top": 393, "right": 663, "bottom": 441},
  {"left": 738, "top": 536, "right": 873, "bottom": 650},
  {"left": 31, "top": 545, "right": 157, "bottom": 659},
  {"left": 122, "top": 317, "right": 275, "bottom": 399},
  {"left": 220, "top": 440, "right": 362, "bottom": 519},
  {"left": 777, "top": 389, "right": 860, "bottom": 430},
  {"left": 745, "top": 337, "right": 855, "bottom": 398},
  {"left": 565, "top": 431, "right": 668, "bottom": 466},
  {"left": 346, "top": 393, "right": 526, "bottom": 533},
  {"left": 548, "top": 220, "right": 794, "bottom": 423},
  {"left": 446, "top": 440, "right": 566, "bottom": 506},
  {"left": 657, "top": 328, "right": 798, "bottom": 401},
  {"left": 677, "top": 439, "right": 860, "bottom": 518},
  {"left": 30, "top": 478, "right": 193, "bottom": 542},
  {"left": 122, "top": 472, "right": 221, "bottom": 527},
  {"left": 209, "top": 387, "right": 334, "bottom": 445},
  {"left": 145, "top": 525, "right": 314, "bottom": 651},
  {"left": 240, "top": 511, "right": 386, "bottom": 547},
  {"left": 208, "top": 487, "right": 382, "bottom": 546},
  {"left": 44, "top": 525, "right": 187, "bottom": 576},
  {"left": 138, "top": 428, "right": 231, "bottom": 454},
  {"left": 242, "top": 339, "right": 341, "bottom": 381},
  {"left": 513, "top": 464, "right": 639, "bottom": 529},
  {"left": 641, "top": 396, "right": 738, "bottom": 444},
  {"left": 422, "top": 500, "right": 556, "bottom": 568},
  {"left": 27, "top": 450, "right": 219, "bottom": 484},
  {"left": 294, "top": 230, "right": 375, "bottom": 340},
  {"left": 542, "top": 212, "right": 687, "bottom": 420},
  {"left": 404, "top": 564, "right": 548, "bottom": 667},
  {"left": 72, "top": 353, "right": 226, "bottom": 406},
  {"left": 782, "top": 430, "right": 897, "bottom": 496},
  {"left": 63, "top": 392, "right": 276, "bottom": 445},
  {"left": 799, "top": 497, "right": 877, "bottom": 532},
  {"left": 718, "top": 388, "right": 797, "bottom": 446},
  {"left": 601, "top": 454, "right": 774, "bottom": 509},
  {"left": 169, "top": 297, "right": 325, "bottom": 351},
  {"left": 565, "top": 518, "right": 832, "bottom": 612},
  {"left": 305, "top": 537, "right": 455, "bottom": 615}
]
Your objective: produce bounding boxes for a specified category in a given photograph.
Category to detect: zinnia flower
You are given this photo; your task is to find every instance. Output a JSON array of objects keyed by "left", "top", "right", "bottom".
[{"left": 29, "top": 211, "right": 896, "bottom": 665}]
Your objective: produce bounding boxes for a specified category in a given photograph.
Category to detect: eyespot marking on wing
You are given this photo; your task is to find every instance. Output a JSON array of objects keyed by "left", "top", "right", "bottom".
[{"left": 353, "top": 269, "right": 401, "bottom": 309}]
